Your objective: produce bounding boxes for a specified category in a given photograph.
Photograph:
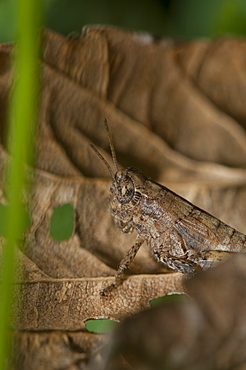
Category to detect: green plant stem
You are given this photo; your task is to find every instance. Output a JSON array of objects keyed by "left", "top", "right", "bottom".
[{"left": 0, "top": 0, "right": 42, "bottom": 367}]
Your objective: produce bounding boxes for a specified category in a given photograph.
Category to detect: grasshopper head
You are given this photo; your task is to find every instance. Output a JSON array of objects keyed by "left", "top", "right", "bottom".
[
  {"left": 114, "top": 169, "right": 134, "bottom": 203},
  {"left": 90, "top": 120, "right": 144, "bottom": 232}
]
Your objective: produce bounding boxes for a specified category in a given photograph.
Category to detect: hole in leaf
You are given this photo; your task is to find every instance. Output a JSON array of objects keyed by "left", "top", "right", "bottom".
[
  {"left": 150, "top": 293, "right": 186, "bottom": 307},
  {"left": 50, "top": 203, "right": 74, "bottom": 241},
  {"left": 0, "top": 204, "right": 30, "bottom": 238},
  {"left": 85, "top": 319, "right": 119, "bottom": 334}
]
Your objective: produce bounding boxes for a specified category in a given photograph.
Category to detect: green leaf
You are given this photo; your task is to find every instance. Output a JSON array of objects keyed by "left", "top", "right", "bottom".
[
  {"left": 150, "top": 293, "right": 186, "bottom": 307},
  {"left": 85, "top": 319, "right": 119, "bottom": 334},
  {"left": 50, "top": 203, "right": 74, "bottom": 241}
]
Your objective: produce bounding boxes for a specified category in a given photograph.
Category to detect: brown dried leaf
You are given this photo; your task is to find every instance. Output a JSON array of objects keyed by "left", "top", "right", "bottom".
[
  {"left": 0, "top": 25, "right": 246, "bottom": 368},
  {"left": 100, "top": 254, "right": 246, "bottom": 370}
]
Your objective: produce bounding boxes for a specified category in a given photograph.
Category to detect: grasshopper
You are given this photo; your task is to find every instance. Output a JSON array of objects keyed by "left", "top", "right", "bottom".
[{"left": 91, "top": 120, "right": 246, "bottom": 295}]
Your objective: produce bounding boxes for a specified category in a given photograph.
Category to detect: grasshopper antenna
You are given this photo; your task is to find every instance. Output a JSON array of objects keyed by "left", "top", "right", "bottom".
[
  {"left": 103, "top": 118, "right": 119, "bottom": 172},
  {"left": 90, "top": 119, "right": 119, "bottom": 183},
  {"left": 90, "top": 143, "right": 115, "bottom": 183}
]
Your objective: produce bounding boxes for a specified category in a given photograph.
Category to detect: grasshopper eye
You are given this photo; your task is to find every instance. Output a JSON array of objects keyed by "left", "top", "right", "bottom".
[{"left": 115, "top": 173, "right": 134, "bottom": 203}]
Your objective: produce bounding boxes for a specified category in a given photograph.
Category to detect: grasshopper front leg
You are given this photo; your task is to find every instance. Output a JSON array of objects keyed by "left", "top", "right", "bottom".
[{"left": 100, "top": 235, "right": 145, "bottom": 296}]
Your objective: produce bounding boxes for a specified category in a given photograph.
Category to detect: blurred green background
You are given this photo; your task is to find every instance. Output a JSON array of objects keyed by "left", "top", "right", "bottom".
[{"left": 1, "top": 0, "right": 246, "bottom": 43}]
